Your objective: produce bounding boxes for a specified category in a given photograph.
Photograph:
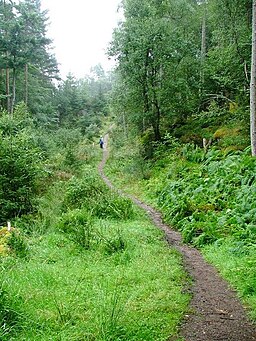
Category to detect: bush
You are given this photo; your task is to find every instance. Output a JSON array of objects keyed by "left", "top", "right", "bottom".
[
  {"left": 58, "top": 209, "right": 93, "bottom": 249},
  {"left": 63, "top": 169, "right": 107, "bottom": 210},
  {"left": 0, "top": 227, "right": 28, "bottom": 258},
  {"left": 63, "top": 168, "right": 136, "bottom": 220},
  {"left": 156, "top": 148, "right": 256, "bottom": 247},
  {"left": 57, "top": 209, "right": 129, "bottom": 253},
  {"left": 7, "top": 229, "right": 29, "bottom": 259},
  {"left": 99, "top": 227, "right": 127, "bottom": 255},
  {"left": 0, "top": 112, "right": 44, "bottom": 223}
]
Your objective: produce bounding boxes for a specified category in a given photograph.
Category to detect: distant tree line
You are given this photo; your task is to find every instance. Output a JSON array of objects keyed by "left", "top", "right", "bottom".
[
  {"left": 0, "top": 0, "right": 58, "bottom": 115},
  {"left": 0, "top": 0, "right": 113, "bottom": 223},
  {"left": 0, "top": 0, "right": 112, "bottom": 131}
]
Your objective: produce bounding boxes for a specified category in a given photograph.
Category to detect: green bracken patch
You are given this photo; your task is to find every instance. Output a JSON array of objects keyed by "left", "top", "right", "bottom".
[{"left": 105, "top": 131, "right": 256, "bottom": 322}]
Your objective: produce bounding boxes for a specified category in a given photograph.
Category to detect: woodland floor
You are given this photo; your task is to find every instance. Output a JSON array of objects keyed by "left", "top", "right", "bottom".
[{"left": 98, "top": 133, "right": 256, "bottom": 341}]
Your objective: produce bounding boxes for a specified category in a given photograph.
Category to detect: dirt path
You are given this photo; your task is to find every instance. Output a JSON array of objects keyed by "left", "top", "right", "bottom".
[{"left": 98, "top": 133, "right": 256, "bottom": 341}]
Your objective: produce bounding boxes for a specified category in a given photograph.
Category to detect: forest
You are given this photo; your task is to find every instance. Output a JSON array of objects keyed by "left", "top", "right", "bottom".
[{"left": 0, "top": 0, "right": 256, "bottom": 340}]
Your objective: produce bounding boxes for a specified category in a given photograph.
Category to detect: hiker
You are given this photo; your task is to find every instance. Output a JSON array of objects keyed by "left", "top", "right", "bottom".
[{"left": 99, "top": 136, "right": 104, "bottom": 149}]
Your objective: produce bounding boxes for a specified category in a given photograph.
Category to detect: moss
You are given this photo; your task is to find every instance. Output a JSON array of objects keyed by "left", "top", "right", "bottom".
[
  {"left": 213, "top": 127, "right": 241, "bottom": 139},
  {"left": 0, "top": 227, "right": 11, "bottom": 256}
]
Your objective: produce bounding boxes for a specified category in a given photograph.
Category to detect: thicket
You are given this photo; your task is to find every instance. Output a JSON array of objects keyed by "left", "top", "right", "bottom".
[
  {"left": 109, "top": 0, "right": 252, "bottom": 146},
  {"left": 0, "top": 105, "right": 43, "bottom": 224}
]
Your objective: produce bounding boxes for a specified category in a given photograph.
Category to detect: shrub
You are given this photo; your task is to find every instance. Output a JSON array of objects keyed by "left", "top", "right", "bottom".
[
  {"left": 0, "top": 112, "right": 44, "bottom": 223},
  {"left": 0, "top": 227, "right": 28, "bottom": 258},
  {"left": 93, "top": 193, "right": 136, "bottom": 220},
  {"left": 57, "top": 209, "right": 94, "bottom": 249},
  {"left": 100, "top": 228, "right": 127, "bottom": 255},
  {"left": 63, "top": 168, "right": 136, "bottom": 220},
  {"left": 63, "top": 169, "right": 107, "bottom": 210},
  {"left": 7, "top": 229, "right": 29, "bottom": 259},
  {"left": 156, "top": 148, "right": 256, "bottom": 247}
]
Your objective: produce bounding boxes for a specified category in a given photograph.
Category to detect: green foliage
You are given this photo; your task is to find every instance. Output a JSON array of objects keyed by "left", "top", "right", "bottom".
[
  {"left": 57, "top": 208, "right": 128, "bottom": 254},
  {"left": 0, "top": 225, "right": 28, "bottom": 259},
  {"left": 0, "top": 282, "right": 24, "bottom": 340},
  {"left": 105, "top": 126, "right": 256, "bottom": 322},
  {"left": 0, "top": 111, "right": 43, "bottom": 223},
  {"left": 204, "top": 240, "right": 256, "bottom": 320},
  {"left": 63, "top": 167, "right": 136, "bottom": 220},
  {"left": 0, "top": 218, "right": 189, "bottom": 340},
  {"left": 57, "top": 209, "right": 93, "bottom": 249},
  {"left": 156, "top": 148, "right": 256, "bottom": 247},
  {"left": 63, "top": 169, "right": 107, "bottom": 209},
  {"left": 98, "top": 226, "right": 127, "bottom": 256},
  {"left": 0, "top": 0, "right": 59, "bottom": 114},
  {"left": 55, "top": 69, "right": 111, "bottom": 132},
  {"left": 6, "top": 229, "right": 29, "bottom": 259},
  {"left": 205, "top": 0, "right": 251, "bottom": 106},
  {"left": 109, "top": 0, "right": 201, "bottom": 142}
]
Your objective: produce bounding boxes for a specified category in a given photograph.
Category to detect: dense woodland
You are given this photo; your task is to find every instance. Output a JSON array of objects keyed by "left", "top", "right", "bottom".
[{"left": 0, "top": 0, "right": 256, "bottom": 340}]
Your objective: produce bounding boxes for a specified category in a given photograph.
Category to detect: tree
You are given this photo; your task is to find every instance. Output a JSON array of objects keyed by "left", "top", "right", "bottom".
[
  {"left": 0, "top": 105, "right": 43, "bottom": 222},
  {"left": 0, "top": 0, "right": 59, "bottom": 114},
  {"left": 204, "top": 0, "right": 252, "bottom": 106},
  {"left": 251, "top": 0, "right": 256, "bottom": 156},
  {"left": 109, "top": 0, "right": 201, "bottom": 141}
]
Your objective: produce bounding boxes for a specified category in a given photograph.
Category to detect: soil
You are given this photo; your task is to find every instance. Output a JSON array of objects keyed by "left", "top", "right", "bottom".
[{"left": 98, "top": 133, "right": 256, "bottom": 341}]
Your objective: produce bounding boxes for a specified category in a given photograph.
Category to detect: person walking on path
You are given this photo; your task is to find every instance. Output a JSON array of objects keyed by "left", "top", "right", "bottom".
[{"left": 99, "top": 136, "right": 104, "bottom": 149}]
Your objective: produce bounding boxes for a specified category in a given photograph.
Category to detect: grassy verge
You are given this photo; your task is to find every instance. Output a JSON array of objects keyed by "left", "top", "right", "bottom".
[
  {"left": 0, "top": 143, "right": 189, "bottom": 340},
  {"left": 1, "top": 220, "right": 189, "bottom": 340},
  {"left": 203, "top": 239, "right": 256, "bottom": 320}
]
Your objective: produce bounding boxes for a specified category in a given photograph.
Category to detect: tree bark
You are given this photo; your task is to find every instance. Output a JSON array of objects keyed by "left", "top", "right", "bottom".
[
  {"left": 25, "top": 63, "right": 28, "bottom": 105},
  {"left": 6, "top": 67, "right": 10, "bottom": 113},
  {"left": 10, "top": 67, "right": 16, "bottom": 115},
  {"left": 200, "top": 1, "right": 206, "bottom": 97},
  {"left": 250, "top": 0, "right": 256, "bottom": 156}
]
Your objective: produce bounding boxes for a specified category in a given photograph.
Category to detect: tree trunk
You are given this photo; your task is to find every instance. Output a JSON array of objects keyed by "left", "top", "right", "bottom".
[
  {"left": 250, "top": 0, "right": 256, "bottom": 156},
  {"left": 24, "top": 63, "right": 28, "bottom": 105},
  {"left": 6, "top": 67, "right": 10, "bottom": 113},
  {"left": 10, "top": 67, "right": 16, "bottom": 115},
  {"left": 0, "top": 69, "right": 3, "bottom": 109},
  {"left": 200, "top": 2, "right": 206, "bottom": 96},
  {"left": 152, "top": 91, "right": 161, "bottom": 141}
]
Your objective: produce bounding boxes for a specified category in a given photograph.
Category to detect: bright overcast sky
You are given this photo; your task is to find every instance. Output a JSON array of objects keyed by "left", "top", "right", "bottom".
[{"left": 40, "top": 0, "right": 122, "bottom": 79}]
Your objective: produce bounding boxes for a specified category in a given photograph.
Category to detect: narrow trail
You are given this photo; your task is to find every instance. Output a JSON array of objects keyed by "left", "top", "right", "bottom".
[{"left": 98, "top": 133, "right": 256, "bottom": 341}]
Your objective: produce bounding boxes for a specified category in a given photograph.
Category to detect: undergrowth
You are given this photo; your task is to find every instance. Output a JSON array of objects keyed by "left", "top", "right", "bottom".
[
  {"left": 105, "top": 128, "right": 256, "bottom": 322},
  {"left": 0, "top": 220, "right": 189, "bottom": 340},
  {"left": 0, "top": 134, "right": 189, "bottom": 340}
]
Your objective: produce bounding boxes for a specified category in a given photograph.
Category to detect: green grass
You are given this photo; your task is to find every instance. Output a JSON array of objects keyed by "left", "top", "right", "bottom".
[
  {"left": 104, "top": 129, "right": 256, "bottom": 323},
  {"left": 0, "top": 132, "right": 190, "bottom": 340},
  {"left": 1, "top": 218, "right": 189, "bottom": 340},
  {"left": 203, "top": 239, "right": 256, "bottom": 321}
]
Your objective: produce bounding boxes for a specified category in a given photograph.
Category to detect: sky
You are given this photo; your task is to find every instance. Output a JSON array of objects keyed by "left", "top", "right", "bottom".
[{"left": 40, "top": 0, "right": 122, "bottom": 79}]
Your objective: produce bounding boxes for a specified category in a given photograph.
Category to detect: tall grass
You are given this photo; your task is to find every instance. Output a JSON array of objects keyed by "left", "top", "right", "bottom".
[
  {"left": 0, "top": 137, "right": 189, "bottom": 340},
  {"left": 0, "top": 219, "right": 189, "bottom": 340}
]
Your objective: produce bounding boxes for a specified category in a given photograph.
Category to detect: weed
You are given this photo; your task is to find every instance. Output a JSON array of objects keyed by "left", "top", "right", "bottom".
[
  {"left": 98, "top": 227, "right": 127, "bottom": 255},
  {"left": 0, "top": 227, "right": 28, "bottom": 259},
  {"left": 57, "top": 209, "right": 94, "bottom": 249},
  {"left": 0, "top": 281, "right": 24, "bottom": 340},
  {"left": 7, "top": 229, "right": 29, "bottom": 259},
  {"left": 63, "top": 170, "right": 136, "bottom": 220}
]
